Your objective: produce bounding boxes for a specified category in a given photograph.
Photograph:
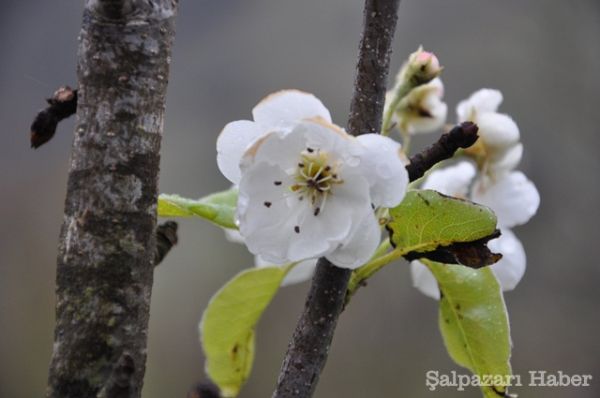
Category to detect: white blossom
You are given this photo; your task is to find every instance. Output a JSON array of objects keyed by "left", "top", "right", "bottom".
[
  {"left": 390, "top": 78, "right": 448, "bottom": 135},
  {"left": 217, "top": 90, "right": 409, "bottom": 269},
  {"left": 457, "top": 89, "right": 522, "bottom": 174}
]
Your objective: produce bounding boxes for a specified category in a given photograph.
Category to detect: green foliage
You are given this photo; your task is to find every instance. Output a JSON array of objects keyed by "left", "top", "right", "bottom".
[
  {"left": 387, "top": 189, "right": 497, "bottom": 253},
  {"left": 200, "top": 265, "right": 291, "bottom": 397},
  {"left": 425, "top": 260, "right": 512, "bottom": 397},
  {"left": 349, "top": 189, "right": 499, "bottom": 296},
  {"left": 158, "top": 188, "right": 238, "bottom": 229}
]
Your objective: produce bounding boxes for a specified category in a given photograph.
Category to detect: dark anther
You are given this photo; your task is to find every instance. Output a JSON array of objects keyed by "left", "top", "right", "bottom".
[
  {"left": 274, "top": 181, "right": 282, "bottom": 186},
  {"left": 264, "top": 201, "right": 272, "bottom": 208},
  {"left": 314, "top": 207, "right": 321, "bottom": 216},
  {"left": 298, "top": 163, "right": 305, "bottom": 168},
  {"left": 294, "top": 226, "right": 300, "bottom": 233},
  {"left": 307, "top": 147, "right": 314, "bottom": 153}
]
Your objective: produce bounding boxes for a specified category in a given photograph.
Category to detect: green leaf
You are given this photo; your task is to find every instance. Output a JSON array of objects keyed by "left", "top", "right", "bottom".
[
  {"left": 387, "top": 189, "right": 497, "bottom": 254},
  {"left": 158, "top": 188, "right": 238, "bottom": 229},
  {"left": 425, "top": 260, "right": 512, "bottom": 397},
  {"left": 348, "top": 190, "right": 500, "bottom": 299},
  {"left": 200, "top": 266, "right": 291, "bottom": 397}
]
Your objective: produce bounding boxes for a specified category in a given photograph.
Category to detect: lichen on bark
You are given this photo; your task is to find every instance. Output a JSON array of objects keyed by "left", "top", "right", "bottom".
[{"left": 47, "top": 1, "right": 178, "bottom": 397}]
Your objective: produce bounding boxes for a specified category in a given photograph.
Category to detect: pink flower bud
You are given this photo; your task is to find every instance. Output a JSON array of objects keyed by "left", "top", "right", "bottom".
[{"left": 412, "top": 49, "right": 442, "bottom": 78}]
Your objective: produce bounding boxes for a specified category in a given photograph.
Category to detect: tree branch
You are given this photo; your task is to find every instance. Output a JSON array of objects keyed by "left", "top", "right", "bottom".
[
  {"left": 272, "top": 1, "right": 400, "bottom": 397},
  {"left": 405, "top": 121, "right": 479, "bottom": 181},
  {"left": 30, "top": 86, "right": 77, "bottom": 148},
  {"left": 46, "top": 1, "right": 178, "bottom": 397},
  {"left": 154, "top": 221, "right": 179, "bottom": 266}
]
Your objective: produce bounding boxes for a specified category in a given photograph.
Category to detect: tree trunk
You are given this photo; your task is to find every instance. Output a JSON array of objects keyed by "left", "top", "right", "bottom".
[{"left": 46, "top": 1, "right": 178, "bottom": 397}]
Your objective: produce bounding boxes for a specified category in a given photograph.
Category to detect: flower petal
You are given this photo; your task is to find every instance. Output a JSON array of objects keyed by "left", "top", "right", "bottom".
[
  {"left": 224, "top": 228, "right": 244, "bottom": 243},
  {"left": 326, "top": 211, "right": 381, "bottom": 269},
  {"left": 407, "top": 98, "right": 447, "bottom": 135},
  {"left": 285, "top": 200, "right": 346, "bottom": 262},
  {"left": 302, "top": 118, "right": 355, "bottom": 156},
  {"left": 488, "top": 229, "right": 526, "bottom": 291},
  {"left": 476, "top": 112, "right": 520, "bottom": 151},
  {"left": 489, "top": 143, "right": 523, "bottom": 174},
  {"left": 286, "top": 173, "right": 371, "bottom": 262},
  {"left": 254, "top": 257, "right": 317, "bottom": 286},
  {"left": 422, "top": 161, "right": 476, "bottom": 198},
  {"left": 242, "top": 119, "right": 353, "bottom": 174},
  {"left": 472, "top": 171, "right": 540, "bottom": 228},
  {"left": 282, "top": 259, "right": 317, "bottom": 286},
  {"left": 217, "top": 120, "right": 266, "bottom": 184},
  {"left": 241, "top": 128, "right": 307, "bottom": 173},
  {"left": 410, "top": 260, "right": 440, "bottom": 300},
  {"left": 398, "top": 78, "right": 447, "bottom": 135},
  {"left": 456, "top": 88, "right": 503, "bottom": 122},
  {"left": 356, "top": 134, "right": 409, "bottom": 207},
  {"left": 237, "top": 162, "right": 296, "bottom": 258},
  {"left": 252, "top": 90, "right": 332, "bottom": 127}
]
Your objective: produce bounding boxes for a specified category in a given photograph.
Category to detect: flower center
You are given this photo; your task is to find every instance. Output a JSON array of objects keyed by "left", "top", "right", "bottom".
[{"left": 289, "top": 147, "right": 342, "bottom": 216}]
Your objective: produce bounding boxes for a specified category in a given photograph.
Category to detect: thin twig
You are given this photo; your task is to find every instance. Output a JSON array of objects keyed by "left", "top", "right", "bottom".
[
  {"left": 272, "top": 1, "right": 400, "bottom": 397},
  {"left": 155, "top": 221, "right": 179, "bottom": 266},
  {"left": 405, "top": 121, "right": 479, "bottom": 181},
  {"left": 30, "top": 86, "right": 77, "bottom": 148}
]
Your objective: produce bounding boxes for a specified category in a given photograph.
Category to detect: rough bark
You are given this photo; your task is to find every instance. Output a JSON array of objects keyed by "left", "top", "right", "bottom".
[
  {"left": 272, "top": 1, "right": 400, "bottom": 397},
  {"left": 347, "top": 0, "right": 400, "bottom": 137},
  {"left": 46, "top": 1, "right": 178, "bottom": 397}
]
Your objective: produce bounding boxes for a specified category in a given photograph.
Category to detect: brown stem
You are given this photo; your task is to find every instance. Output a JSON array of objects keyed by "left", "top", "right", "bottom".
[
  {"left": 405, "top": 121, "right": 479, "bottom": 181},
  {"left": 272, "top": 1, "right": 400, "bottom": 397},
  {"left": 46, "top": 1, "right": 178, "bottom": 397},
  {"left": 154, "top": 221, "right": 179, "bottom": 267},
  {"left": 30, "top": 86, "right": 77, "bottom": 148}
]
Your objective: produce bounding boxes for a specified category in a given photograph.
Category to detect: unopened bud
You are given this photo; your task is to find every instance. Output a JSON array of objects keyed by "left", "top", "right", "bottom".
[
  {"left": 414, "top": 50, "right": 441, "bottom": 77},
  {"left": 383, "top": 47, "right": 444, "bottom": 136},
  {"left": 398, "top": 46, "right": 443, "bottom": 87}
]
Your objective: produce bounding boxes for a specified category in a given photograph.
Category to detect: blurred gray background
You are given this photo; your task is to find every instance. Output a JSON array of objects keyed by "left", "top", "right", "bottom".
[{"left": 1, "top": 0, "right": 599, "bottom": 397}]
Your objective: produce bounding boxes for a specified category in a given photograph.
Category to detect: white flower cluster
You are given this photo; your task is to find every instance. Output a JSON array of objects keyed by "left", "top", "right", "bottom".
[
  {"left": 411, "top": 89, "right": 540, "bottom": 299},
  {"left": 217, "top": 90, "right": 409, "bottom": 275}
]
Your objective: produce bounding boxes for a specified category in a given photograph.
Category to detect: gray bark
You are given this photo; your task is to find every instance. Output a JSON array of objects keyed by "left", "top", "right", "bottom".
[
  {"left": 46, "top": 1, "right": 178, "bottom": 397},
  {"left": 272, "top": 1, "right": 401, "bottom": 397}
]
